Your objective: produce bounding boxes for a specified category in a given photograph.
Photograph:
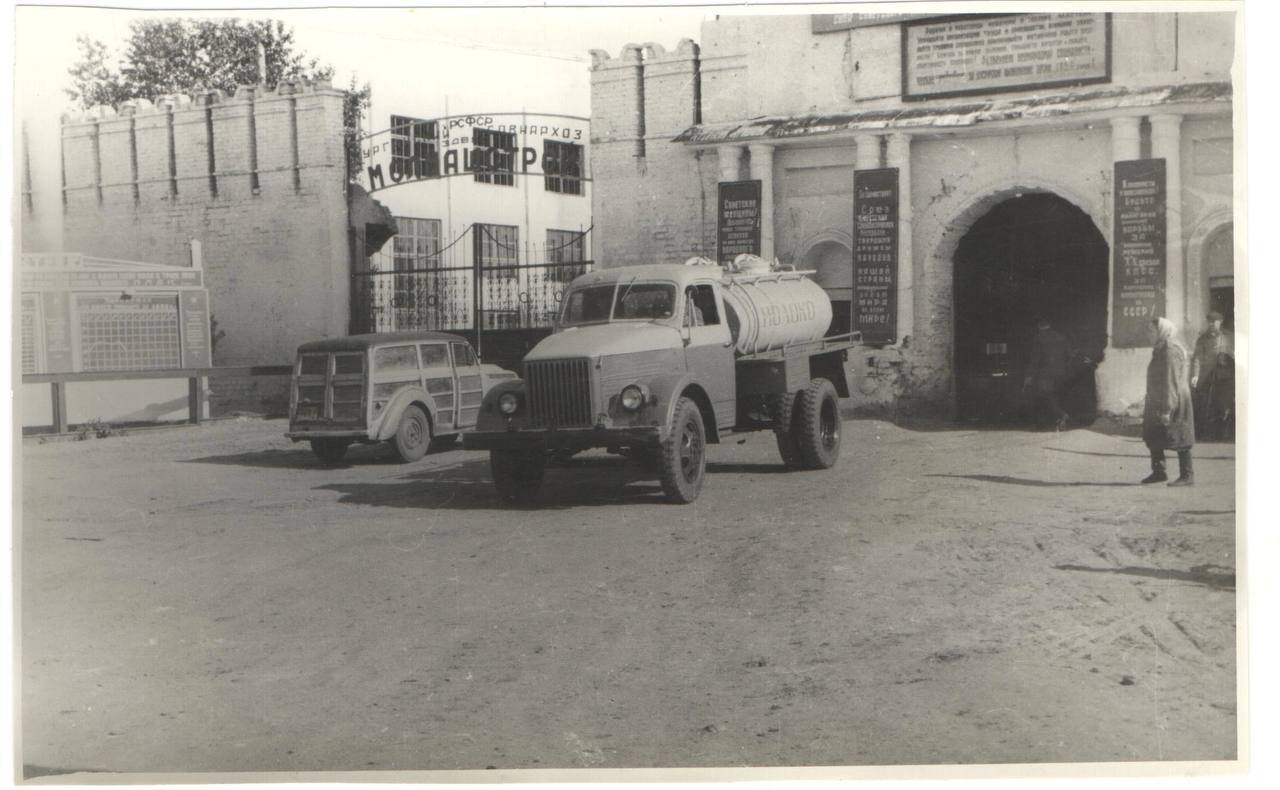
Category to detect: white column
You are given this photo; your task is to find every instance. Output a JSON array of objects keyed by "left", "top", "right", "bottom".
[
  {"left": 1151, "top": 113, "right": 1185, "bottom": 334},
  {"left": 748, "top": 143, "right": 775, "bottom": 260},
  {"left": 717, "top": 144, "right": 744, "bottom": 183},
  {"left": 1110, "top": 115, "right": 1141, "bottom": 162},
  {"left": 886, "top": 133, "right": 913, "bottom": 344},
  {"left": 854, "top": 133, "right": 881, "bottom": 170}
]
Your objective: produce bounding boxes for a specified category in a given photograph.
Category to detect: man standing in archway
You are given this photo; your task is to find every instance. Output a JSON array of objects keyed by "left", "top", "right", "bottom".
[
  {"left": 1191, "top": 310, "right": 1234, "bottom": 440},
  {"left": 1024, "top": 317, "right": 1071, "bottom": 431}
]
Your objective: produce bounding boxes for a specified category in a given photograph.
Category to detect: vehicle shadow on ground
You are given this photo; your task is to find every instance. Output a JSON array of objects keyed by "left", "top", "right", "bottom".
[
  {"left": 1046, "top": 448, "right": 1235, "bottom": 461},
  {"left": 1054, "top": 563, "right": 1235, "bottom": 591},
  {"left": 927, "top": 473, "right": 1137, "bottom": 488},
  {"left": 316, "top": 457, "right": 677, "bottom": 510},
  {"left": 178, "top": 444, "right": 446, "bottom": 470}
]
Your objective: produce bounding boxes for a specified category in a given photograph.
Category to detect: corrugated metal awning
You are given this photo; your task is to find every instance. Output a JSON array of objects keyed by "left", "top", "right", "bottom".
[{"left": 673, "top": 82, "right": 1232, "bottom": 145}]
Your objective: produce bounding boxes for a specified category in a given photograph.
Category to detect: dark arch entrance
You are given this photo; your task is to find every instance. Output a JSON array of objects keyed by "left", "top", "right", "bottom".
[{"left": 954, "top": 192, "right": 1109, "bottom": 425}]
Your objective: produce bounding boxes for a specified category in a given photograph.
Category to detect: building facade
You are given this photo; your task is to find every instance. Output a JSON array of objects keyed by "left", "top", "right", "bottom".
[
  {"left": 589, "top": 12, "right": 1237, "bottom": 418},
  {"left": 351, "top": 109, "right": 593, "bottom": 349}
]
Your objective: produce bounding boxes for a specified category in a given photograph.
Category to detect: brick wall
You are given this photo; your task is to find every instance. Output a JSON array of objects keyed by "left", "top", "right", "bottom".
[
  {"left": 57, "top": 81, "right": 349, "bottom": 415},
  {"left": 590, "top": 40, "right": 716, "bottom": 269}
]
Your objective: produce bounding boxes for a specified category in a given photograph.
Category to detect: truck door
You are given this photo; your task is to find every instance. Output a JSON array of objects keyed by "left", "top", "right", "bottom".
[{"left": 683, "top": 283, "right": 736, "bottom": 428}]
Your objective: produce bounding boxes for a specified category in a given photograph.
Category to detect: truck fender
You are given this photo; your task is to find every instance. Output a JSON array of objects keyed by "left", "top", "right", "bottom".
[
  {"left": 648, "top": 374, "right": 720, "bottom": 444},
  {"left": 374, "top": 386, "right": 438, "bottom": 442},
  {"left": 474, "top": 378, "right": 527, "bottom": 433}
]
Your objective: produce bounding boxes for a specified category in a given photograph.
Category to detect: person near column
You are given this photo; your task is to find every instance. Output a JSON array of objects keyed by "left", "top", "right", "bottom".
[
  {"left": 1190, "top": 310, "right": 1234, "bottom": 440},
  {"left": 1023, "top": 317, "right": 1070, "bottom": 431},
  {"left": 1142, "top": 317, "right": 1196, "bottom": 486}
]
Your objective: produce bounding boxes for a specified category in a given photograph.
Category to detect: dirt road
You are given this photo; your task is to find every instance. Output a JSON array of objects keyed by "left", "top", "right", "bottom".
[{"left": 18, "top": 417, "right": 1237, "bottom": 777}]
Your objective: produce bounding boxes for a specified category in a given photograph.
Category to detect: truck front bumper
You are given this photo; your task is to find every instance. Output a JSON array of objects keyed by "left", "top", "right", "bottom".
[{"left": 463, "top": 425, "right": 663, "bottom": 451}]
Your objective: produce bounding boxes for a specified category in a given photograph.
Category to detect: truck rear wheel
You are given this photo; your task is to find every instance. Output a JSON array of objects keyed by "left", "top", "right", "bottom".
[
  {"left": 795, "top": 378, "right": 841, "bottom": 469},
  {"left": 768, "top": 392, "right": 802, "bottom": 469},
  {"left": 310, "top": 438, "right": 351, "bottom": 465},
  {"left": 490, "top": 449, "right": 546, "bottom": 505},
  {"left": 658, "top": 397, "right": 706, "bottom": 504}
]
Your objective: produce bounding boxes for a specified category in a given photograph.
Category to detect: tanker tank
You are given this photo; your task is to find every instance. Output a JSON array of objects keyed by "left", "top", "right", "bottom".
[{"left": 713, "top": 255, "right": 834, "bottom": 355}]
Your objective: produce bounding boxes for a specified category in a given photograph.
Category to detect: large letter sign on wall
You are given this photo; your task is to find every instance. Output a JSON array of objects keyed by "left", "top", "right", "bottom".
[
  {"left": 1112, "top": 159, "right": 1168, "bottom": 348},
  {"left": 717, "top": 180, "right": 763, "bottom": 265},
  {"left": 853, "top": 168, "right": 899, "bottom": 344}
]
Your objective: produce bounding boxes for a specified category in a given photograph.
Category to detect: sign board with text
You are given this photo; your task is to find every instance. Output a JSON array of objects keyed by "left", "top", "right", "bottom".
[
  {"left": 1112, "top": 159, "right": 1167, "bottom": 348},
  {"left": 812, "top": 13, "right": 933, "bottom": 33},
  {"left": 716, "top": 180, "right": 763, "bottom": 265},
  {"left": 356, "top": 111, "right": 589, "bottom": 193},
  {"left": 902, "top": 13, "right": 1110, "bottom": 100},
  {"left": 852, "top": 168, "right": 899, "bottom": 344}
]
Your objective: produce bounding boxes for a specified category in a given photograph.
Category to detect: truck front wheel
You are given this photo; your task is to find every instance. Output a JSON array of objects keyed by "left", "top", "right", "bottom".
[
  {"left": 490, "top": 449, "right": 547, "bottom": 505},
  {"left": 796, "top": 378, "right": 842, "bottom": 469},
  {"left": 658, "top": 397, "right": 706, "bottom": 504}
]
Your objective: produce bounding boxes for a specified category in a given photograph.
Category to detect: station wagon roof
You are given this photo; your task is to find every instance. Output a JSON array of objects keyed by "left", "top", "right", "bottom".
[
  {"left": 296, "top": 331, "right": 466, "bottom": 353},
  {"left": 570, "top": 263, "right": 725, "bottom": 289}
]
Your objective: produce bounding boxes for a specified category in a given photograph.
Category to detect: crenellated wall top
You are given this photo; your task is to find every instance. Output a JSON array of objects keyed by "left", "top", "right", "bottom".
[
  {"left": 589, "top": 39, "right": 697, "bottom": 70},
  {"left": 60, "top": 77, "right": 338, "bottom": 124}
]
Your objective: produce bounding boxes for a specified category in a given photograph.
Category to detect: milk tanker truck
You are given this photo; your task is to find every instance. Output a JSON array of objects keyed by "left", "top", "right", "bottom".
[{"left": 464, "top": 255, "right": 861, "bottom": 504}]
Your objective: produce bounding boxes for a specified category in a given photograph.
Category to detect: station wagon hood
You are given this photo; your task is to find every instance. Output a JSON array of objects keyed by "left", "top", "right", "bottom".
[{"left": 525, "top": 323, "right": 682, "bottom": 361}]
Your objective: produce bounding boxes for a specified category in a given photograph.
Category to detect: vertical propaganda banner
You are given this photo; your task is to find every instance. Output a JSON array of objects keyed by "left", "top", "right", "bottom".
[
  {"left": 717, "top": 180, "right": 762, "bottom": 265},
  {"left": 1112, "top": 159, "right": 1167, "bottom": 348},
  {"left": 853, "top": 168, "right": 899, "bottom": 343}
]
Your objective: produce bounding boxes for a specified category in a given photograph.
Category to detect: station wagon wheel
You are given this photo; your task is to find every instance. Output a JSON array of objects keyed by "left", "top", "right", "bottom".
[
  {"left": 658, "top": 396, "right": 706, "bottom": 504},
  {"left": 391, "top": 405, "right": 431, "bottom": 463},
  {"left": 796, "top": 378, "right": 841, "bottom": 470},
  {"left": 310, "top": 438, "right": 351, "bottom": 465}
]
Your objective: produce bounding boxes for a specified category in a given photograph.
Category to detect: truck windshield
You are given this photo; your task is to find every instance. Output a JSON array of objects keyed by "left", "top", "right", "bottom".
[{"left": 560, "top": 283, "right": 676, "bottom": 326}]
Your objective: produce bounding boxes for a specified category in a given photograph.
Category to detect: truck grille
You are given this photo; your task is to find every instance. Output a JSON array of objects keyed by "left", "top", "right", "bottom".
[{"left": 525, "top": 358, "right": 593, "bottom": 428}]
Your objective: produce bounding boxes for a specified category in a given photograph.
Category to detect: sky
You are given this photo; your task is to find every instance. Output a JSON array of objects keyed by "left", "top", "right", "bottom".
[{"left": 13, "top": 3, "right": 722, "bottom": 123}]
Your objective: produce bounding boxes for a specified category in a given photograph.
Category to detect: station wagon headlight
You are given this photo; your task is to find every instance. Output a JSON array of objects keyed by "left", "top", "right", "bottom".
[
  {"left": 620, "top": 384, "right": 648, "bottom": 411},
  {"left": 498, "top": 392, "right": 520, "bottom": 415}
]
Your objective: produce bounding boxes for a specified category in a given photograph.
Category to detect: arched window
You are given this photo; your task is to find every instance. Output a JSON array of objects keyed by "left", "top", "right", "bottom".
[{"left": 1204, "top": 223, "right": 1234, "bottom": 330}]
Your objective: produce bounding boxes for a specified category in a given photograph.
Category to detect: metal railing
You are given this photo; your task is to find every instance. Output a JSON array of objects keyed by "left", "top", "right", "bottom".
[{"left": 21, "top": 365, "right": 293, "bottom": 434}]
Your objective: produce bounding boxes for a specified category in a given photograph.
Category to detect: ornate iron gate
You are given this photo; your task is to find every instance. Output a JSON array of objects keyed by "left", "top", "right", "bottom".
[{"left": 351, "top": 224, "right": 591, "bottom": 367}]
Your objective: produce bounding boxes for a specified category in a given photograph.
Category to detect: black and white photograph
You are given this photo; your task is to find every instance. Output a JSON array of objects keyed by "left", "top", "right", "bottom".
[{"left": 7, "top": 0, "right": 1259, "bottom": 783}]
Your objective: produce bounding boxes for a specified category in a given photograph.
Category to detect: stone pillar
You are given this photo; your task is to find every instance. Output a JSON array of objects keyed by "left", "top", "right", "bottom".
[
  {"left": 1151, "top": 113, "right": 1186, "bottom": 337},
  {"left": 886, "top": 133, "right": 913, "bottom": 344},
  {"left": 748, "top": 143, "right": 775, "bottom": 260},
  {"left": 717, "top": 144, "right": 744, "bottom": 182},
  {"left": 1096, "top": 115, "right": 1146, "bottom": 416},
  {"left": 855, "top": 133, "right": 882, "bottom": 170}
]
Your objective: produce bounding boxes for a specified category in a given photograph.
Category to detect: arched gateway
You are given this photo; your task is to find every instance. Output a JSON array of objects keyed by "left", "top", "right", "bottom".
[{"left": 952, "top": 192, "right": 1109, "bottom": 425}]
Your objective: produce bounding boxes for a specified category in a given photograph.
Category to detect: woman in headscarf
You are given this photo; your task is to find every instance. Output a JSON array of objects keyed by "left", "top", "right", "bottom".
[{"left": 1142, "top": 317, "right": 1196, "bottom": 486}]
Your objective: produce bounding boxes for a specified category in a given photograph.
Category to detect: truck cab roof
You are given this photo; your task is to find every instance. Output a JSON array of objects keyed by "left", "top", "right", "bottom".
[{"left": 570, "top": 263, "right": 724, "bottom": 289}]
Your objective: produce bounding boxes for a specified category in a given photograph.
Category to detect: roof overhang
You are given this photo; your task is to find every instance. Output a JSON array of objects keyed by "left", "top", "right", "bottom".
[{"left": 673, "top": 81, "right": 1233, "bottom": 147}]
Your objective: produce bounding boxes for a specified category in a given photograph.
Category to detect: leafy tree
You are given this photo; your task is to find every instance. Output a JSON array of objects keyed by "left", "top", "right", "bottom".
[{"left": 67, "top": 18, "right": 370, "bottom": 181}]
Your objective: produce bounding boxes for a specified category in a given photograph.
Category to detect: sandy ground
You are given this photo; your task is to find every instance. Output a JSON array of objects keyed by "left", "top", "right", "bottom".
[{"left": 17, "top": 416, "right": 1237, "bottom": 778}]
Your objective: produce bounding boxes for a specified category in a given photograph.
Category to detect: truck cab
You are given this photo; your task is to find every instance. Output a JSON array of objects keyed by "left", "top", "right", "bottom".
[{"left": 465, "top": 259, "right": 857, "bottom": 504}]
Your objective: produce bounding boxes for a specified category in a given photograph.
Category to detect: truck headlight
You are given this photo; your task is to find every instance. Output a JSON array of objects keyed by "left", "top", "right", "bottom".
[
  {"left": 498, "top": 392, "right": 520, "bottom": 415},
  {"left": 620, "top": 384, "right": 648, "bottom": 411}
]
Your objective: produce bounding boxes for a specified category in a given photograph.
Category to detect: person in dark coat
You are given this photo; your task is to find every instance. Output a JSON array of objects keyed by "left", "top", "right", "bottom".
[
  {"left": 1142, "top": 317, "right": 1196, "bottom": 486},
  {"left": 1023, "top": 317, "right": 1071, "bottom": 430},
  {"left": 1190, "top": 311, "right": 1234, "bottom": 440}
]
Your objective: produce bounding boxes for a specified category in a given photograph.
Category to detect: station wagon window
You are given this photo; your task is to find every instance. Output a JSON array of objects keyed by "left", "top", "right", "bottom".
[
  {"left": 334, "top": 353, "right": 364, "bottom": 374},
  {"left": 374, "top": 345, "right": 418, "bottom": 371},
  {"left": 419, "top": 343, "right": 450, "bottom": 367},
  {"left": 299, "top": 354, "right": 328, "bottom": 375},
  {"left": 452, "top": 343, "right": 478, "bottom": 367}
]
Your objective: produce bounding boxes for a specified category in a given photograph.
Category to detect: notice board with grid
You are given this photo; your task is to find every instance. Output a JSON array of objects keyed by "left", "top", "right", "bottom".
[{"left": 76, "top": 294, "right": 183, "bottom": 371}]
